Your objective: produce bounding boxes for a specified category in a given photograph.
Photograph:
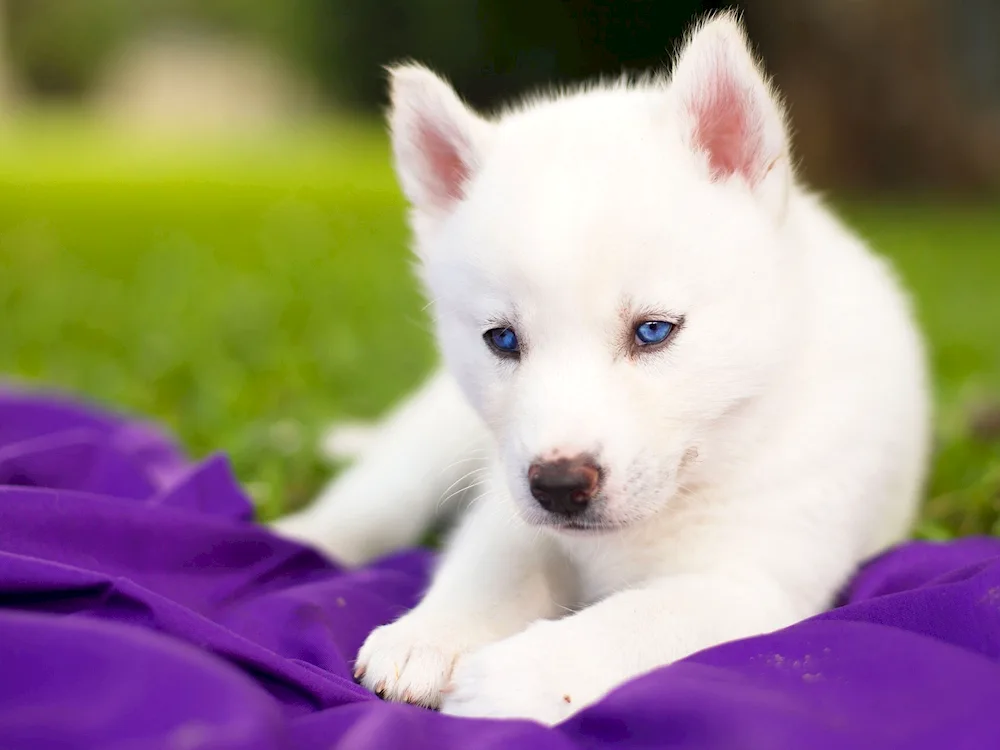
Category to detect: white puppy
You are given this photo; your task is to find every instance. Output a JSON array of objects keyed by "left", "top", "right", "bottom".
[{"left": 274, "top": 12, "right": 930, "bottom": 725}]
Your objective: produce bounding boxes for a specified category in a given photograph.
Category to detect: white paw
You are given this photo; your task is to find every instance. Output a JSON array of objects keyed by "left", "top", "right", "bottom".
[
  {"left": 441, "top": 619, "right": 609, "bottom": 725},
  {"left": 269, "top": 511, "right": 373, "bottom": 566},
  {"left": 269, "top": 512, "right": 316, "bottom": 544},
  {"left": 355, "top": 613, "right": 483, "bottom": 708}
]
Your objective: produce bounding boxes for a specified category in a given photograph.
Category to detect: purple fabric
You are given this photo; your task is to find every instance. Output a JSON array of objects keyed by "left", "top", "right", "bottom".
[{"left": 2, "top": 391, "right": 1000, "bottom": 749}]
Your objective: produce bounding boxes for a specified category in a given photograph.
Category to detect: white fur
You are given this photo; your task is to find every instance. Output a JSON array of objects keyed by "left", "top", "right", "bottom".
[{"left": 273, "top": 13, "right": 930, "bottom": 725}]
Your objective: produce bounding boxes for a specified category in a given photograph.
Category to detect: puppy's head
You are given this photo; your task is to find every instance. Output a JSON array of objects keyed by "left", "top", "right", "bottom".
[{"left": 387, "top": 14, "right": 798, "bottom": 532}]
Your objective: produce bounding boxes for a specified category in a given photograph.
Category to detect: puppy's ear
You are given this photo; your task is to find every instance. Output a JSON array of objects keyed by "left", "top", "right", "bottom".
[
  {"left": 387, "top": 64, "right": 493, "bottom": 219},
  {"left": 670, "top": 13, "right": 791, "bottom": 205}
]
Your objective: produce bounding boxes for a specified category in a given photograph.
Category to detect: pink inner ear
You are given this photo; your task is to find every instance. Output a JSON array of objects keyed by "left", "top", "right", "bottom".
[
  {"left": 418, "top": 120, "right": 472, "bottom": 209},
  {"left": 690, "top": 67, "right": 765, "bottom": 186}
]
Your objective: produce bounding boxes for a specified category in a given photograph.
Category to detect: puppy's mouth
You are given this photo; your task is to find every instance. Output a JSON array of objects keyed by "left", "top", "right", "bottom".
[
  {"left": 552, "top": 520, "right": 622, "bottom": 534},
  {"left": 534, "top": 514, "right": 625, "bottom": 535}
]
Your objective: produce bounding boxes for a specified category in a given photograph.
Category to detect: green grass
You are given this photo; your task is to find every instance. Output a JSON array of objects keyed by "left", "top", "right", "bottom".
[
  {"left": 1, "top": 116, "right": 999, "bottom": 535},
  {"left": 0, "top": 117, "right": 435, "bottom": 519}
]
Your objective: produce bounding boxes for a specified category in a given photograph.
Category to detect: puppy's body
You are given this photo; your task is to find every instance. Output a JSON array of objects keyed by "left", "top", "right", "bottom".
[{"left": 275, "top": 15, "right": 930, "bottom": 724}]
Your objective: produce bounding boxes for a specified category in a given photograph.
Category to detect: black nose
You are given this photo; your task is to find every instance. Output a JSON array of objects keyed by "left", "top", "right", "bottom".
[{"left": 528, "top": 456, "right": 602, "bottom": 516}]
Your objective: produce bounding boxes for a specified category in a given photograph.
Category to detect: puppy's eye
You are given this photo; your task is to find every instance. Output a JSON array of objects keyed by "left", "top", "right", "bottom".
[
  {"left": 634, "top": 321, "right": 674, "bottom": 347},
  {"left": 485, "top": 327, "right": 520, "bottom": 356}
]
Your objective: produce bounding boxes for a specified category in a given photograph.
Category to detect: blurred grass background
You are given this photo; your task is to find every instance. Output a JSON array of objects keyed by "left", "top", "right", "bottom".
[
  {"left": 2, "top": 118, "right": 998, "bottom": 535},
  {"left": 0, "top": 118, "right": 433, "bottom": 520},
  {"left": 1, "top": 1, "right": 999, "bottom": 537}
]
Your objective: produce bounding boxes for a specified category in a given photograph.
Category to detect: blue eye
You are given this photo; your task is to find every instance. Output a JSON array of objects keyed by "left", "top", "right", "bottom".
[
  {"left": 634, "top": 321, "right": 674, "bottom": 346},
  {"left": 486, "top": 327, "right": 520, "bottom": 355}
]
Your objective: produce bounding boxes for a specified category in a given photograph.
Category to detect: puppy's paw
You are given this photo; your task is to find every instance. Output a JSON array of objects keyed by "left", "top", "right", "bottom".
[
  {"left": 441, "top": 619, "right": 608, "bottom": 725},
  {"left": 269, "top": 511, "right": 373, "bottom": 566},
  {"left": 355, "top": 614, "right": 479, "bottom": 708},
  {"left": 269, "top": 512, "right": 319, "bottom": 546}
]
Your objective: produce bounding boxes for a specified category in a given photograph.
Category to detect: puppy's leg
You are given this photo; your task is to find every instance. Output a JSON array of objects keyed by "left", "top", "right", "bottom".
[
  {"left": 442, "top": 565, "right": 807, "bottom": 724},
  {"left": 318, "top": 420, "right": 381, "bottom": 463},
  {"left": 355, "top": 490, "right": 572, "bottom": 708},
  {"left": 442, "top": 499, "right": 851, "bottom": 724},
  {"left": 271, "top": 369, "right": 490, "bottom": 565}
]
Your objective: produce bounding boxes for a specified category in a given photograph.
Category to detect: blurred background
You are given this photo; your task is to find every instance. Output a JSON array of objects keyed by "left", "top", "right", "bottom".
[{"left": 0, "top": 1, "right": 998, "bottom": 535}]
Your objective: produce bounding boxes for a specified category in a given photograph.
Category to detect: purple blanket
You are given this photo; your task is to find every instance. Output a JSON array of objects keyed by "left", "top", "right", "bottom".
[{"left": 1, "top": 391, "right": 1000, "bottom": 749}]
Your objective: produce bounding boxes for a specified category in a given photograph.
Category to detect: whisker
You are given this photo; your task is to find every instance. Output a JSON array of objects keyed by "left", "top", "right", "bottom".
[
  {"left": 437, "top": 477, "right": 493, "bottom": 512},
  {"left": 443, "top": 477, "right": 490, "bottom": 505},
  {"left": 434, "top": 469, "right": 487, "bottom": 513},
  {"left": 439, "top": 466, "right": 488, "bottom": 499},
  {"left": 553, "top": 600, "right": 577, "bottom": 616},
  {"left": 438, "top": 453, "right": 490, "bottom": 477},
  {"left": 463, "top": 488, "right": 495, "bottom": 513}
]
